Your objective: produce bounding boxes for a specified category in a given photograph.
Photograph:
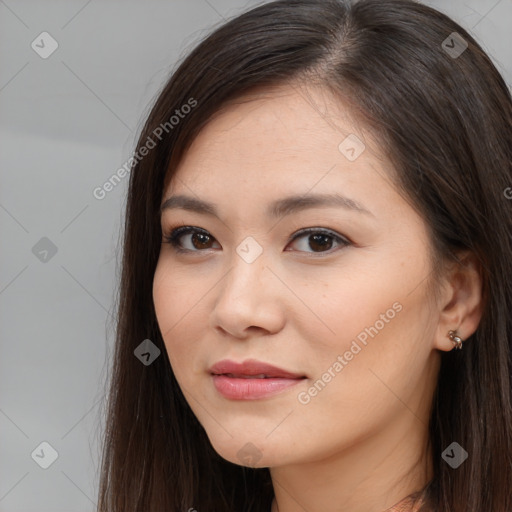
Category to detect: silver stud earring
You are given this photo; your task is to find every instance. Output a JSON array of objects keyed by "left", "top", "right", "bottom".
[{"left": 448, "top": 329, "right": 463, "bottom": 350}]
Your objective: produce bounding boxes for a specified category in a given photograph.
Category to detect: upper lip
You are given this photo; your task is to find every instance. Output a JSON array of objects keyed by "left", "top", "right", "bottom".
[{"left": 209, "top": 359, "right": 305, "bottom": 378}]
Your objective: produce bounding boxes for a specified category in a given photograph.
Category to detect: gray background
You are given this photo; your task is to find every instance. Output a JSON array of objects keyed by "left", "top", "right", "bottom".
[{"left": 0, "top": 1, "right": 510, "bottom": 510}]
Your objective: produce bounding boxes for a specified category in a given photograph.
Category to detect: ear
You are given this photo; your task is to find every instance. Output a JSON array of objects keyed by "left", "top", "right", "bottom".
[{"left": 434, "top": 250, "right": 484, "bottom": 352}]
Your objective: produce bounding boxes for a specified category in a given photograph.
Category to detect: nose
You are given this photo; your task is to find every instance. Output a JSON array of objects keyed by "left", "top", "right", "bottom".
[{"left": 210, "top": 247, "right": 285, "bottom": 339}]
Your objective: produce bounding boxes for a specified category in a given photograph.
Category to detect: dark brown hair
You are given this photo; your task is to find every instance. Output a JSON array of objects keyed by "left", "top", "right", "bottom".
[{"left": 96, "top": 1, "right": 512, "bottom": 510}]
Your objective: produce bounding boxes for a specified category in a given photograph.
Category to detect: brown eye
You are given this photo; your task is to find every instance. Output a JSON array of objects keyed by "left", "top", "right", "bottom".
[
  {"left": 188, "top": 232, "right": 214, "bottom": 250},
  {"left": 163, "top": 227, "right": 220, "bottom": 252},
  {"left": 164, "top": 226, "right": 350, "bottom": 256},
  {"left": 286, "top": 228, "right": 350, "bottom": 254}
]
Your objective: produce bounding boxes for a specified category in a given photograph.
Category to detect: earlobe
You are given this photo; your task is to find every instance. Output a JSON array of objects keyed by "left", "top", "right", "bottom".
[{"left": 433, "top": 250, "right": 484, "bottom": 352}]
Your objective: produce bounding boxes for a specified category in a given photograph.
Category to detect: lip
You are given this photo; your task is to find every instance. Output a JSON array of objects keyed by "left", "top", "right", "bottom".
[
  {"left": 209, "top": 358, "right": 305, "bottom": 379},
  {"left": 209, "top": 359, "right": 306, "bottom": 400}
]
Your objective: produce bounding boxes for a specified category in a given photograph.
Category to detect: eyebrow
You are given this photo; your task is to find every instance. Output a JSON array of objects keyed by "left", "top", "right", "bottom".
[{"left": 160, "top": 193, "right": 374, "bottom": 219}]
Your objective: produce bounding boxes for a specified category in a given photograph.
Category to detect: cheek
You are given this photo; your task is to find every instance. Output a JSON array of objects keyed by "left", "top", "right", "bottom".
[
  {"left": 152, "top": 261, "right": 194, "bottom": 370},
  {"left": 288, "top": 258, "right": 402, "bottom": 359},
  {"left": 294, "top": 252, "right": 430, "bottom": 397},
  {"left": 152, "top": 257, "right": 215, "bottom": 385},
  {"left": 298, "top": 297, "right": 403, "bottom": 406},
  {"left": 153, "top": 257, "right": 202, "bottom": 328}
]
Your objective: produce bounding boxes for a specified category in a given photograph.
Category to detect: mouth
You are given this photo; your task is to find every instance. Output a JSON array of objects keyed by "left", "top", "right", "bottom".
[
  {"left": 209, "top": 358, "right": 306, "bottom": 379},
  {"left": 218, "top": 373, "right": 300, "bottom": 379},
  {"left": 210, "top": 374, "right": 306, "bottom": 400},
  {"left": 209, "top": 359, "right": 307, "bottom": 400}
]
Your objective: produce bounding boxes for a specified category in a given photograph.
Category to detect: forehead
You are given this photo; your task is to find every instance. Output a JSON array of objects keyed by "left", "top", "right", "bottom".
[
  {"left": 162, "top": 82, "right": 412, "bottom": 228},
  {"left": 183, "top": 82, "right": 364, "bottom": 156},
  {"left": 171, "top": 84, "right": 378, "bottom": 181}
]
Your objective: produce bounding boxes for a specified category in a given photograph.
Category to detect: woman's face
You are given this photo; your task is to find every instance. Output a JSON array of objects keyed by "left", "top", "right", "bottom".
[{"left": 153, "top": 83, "right": 443, "bottom": 468}]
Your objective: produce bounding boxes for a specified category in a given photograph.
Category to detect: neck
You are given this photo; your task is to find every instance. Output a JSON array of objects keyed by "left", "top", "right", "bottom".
[{"left": 269, "top": 409, "right": 432, "bottom": 512}]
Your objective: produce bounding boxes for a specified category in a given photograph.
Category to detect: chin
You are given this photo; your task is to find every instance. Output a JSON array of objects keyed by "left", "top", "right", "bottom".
[{"left": 206, "top": 435, "right": 287, "bottom": 468}]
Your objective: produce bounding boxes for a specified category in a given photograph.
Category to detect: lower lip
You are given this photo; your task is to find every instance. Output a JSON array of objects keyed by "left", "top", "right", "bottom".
[{"left": 211, "top": 375, "right": 305, "bottom": 400}]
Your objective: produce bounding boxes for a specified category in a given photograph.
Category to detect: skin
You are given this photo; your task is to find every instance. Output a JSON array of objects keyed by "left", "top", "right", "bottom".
[{"left": 152, "top": 82, "right": 483, "bottom": 512}]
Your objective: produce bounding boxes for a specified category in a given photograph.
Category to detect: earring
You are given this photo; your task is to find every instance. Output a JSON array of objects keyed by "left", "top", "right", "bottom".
[{"left": 448, "top": 329, "right": 463, "bottom": 350}]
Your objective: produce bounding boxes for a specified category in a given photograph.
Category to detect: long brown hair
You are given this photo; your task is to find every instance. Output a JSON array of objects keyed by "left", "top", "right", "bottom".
[{"left": 96, "top": 1, "right": 512, "bottom": 510}]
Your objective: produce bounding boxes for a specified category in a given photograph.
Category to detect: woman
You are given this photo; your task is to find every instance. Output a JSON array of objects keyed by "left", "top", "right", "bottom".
[{"left": 97, "top": 0, "right": 512, "bottom": 511}]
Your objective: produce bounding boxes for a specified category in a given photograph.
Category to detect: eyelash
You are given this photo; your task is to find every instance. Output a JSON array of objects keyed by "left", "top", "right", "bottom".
[{"left": 162, "top": 225, "right": 351, "bottom": 257}]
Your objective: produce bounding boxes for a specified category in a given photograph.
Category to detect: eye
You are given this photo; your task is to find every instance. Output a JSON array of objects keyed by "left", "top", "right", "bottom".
[
  {"left": 162, "top": 226, "right": 350, "bottom": 255},
  {"left": 286, "top": 227, "right": 350, "bottom": 255},
  {"left": 163, "top": 226, "right": 220, "bottom": 253}
]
